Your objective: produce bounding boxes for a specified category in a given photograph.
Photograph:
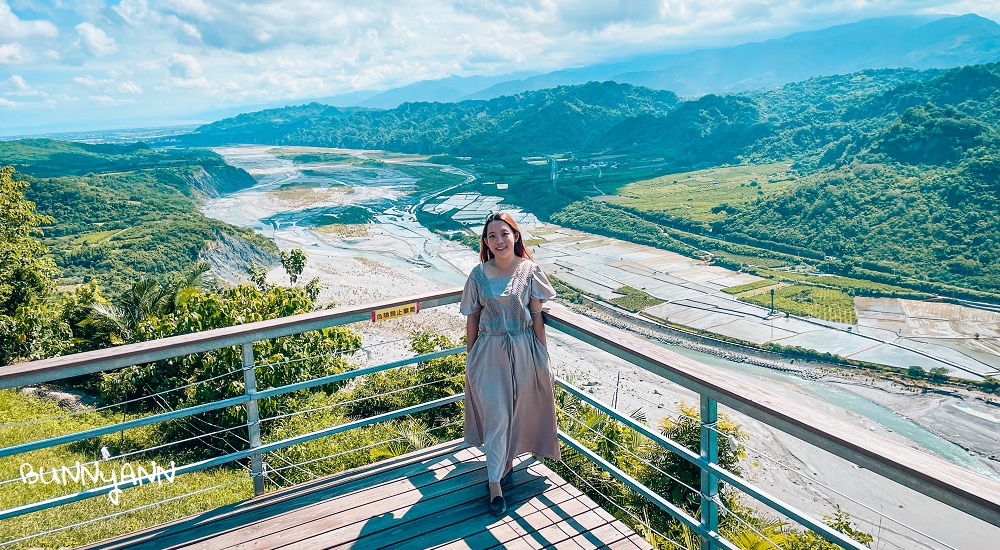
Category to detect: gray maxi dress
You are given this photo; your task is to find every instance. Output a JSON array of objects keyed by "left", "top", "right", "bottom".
[{"left": 461, "top": 259, "right": 561, "bottom": 483}]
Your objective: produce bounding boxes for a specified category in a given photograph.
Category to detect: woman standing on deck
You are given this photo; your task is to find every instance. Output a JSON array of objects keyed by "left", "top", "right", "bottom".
[{"left": 460, "top": 211, "right": 560, "bottom": 517}]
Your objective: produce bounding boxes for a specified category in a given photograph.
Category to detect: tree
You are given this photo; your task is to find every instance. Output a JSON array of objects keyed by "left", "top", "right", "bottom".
[
  {"left": 0, "top": 166, "right": 68, "bottom": 363},
  {"left": 928, "top": 366, "right": 950, "bottom": 383},
  {"left": 98, "top": 282, "right": 361, "bottom": 456},
  {"left": 280, "top": 248, "right": 307, "bottom": 284},
  {"left": 907, "top": 365, "right": 926, "bottom": 379},
  {"left": 982, "top": 377, "right": 1000, "bottom": 394}
]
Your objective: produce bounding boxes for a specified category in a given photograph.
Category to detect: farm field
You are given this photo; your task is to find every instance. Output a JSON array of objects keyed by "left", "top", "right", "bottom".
[{"left": 602, "top": 162, "right": 798, "bottom": 223}]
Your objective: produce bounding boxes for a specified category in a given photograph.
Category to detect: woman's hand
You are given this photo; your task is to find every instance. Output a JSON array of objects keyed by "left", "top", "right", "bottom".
[
  {"left": 466, "top": 310, "right": 481, "bottom": 352},
  {"left": 529, "top": 297, "right": 545, "bottom": 348}
]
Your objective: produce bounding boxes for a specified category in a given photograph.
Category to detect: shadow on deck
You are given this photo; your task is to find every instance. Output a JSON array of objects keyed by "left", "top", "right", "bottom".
[{"left": 79, "top": 440, "right": 652, "bottom": 549}]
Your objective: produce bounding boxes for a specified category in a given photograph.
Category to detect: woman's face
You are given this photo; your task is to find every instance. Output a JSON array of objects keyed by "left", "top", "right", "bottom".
[{"left": 485, "top": 219, "right": 518, "bottom": 260}]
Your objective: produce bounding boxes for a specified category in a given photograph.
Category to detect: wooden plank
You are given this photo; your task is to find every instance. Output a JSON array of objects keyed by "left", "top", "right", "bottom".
[
  {"left": 81, "top": 444, "right": 648, "bottom": 550},
  {"left": 320, "top": 466, "right": 558, "bottom": 549},
  {"left": 503, "top": 497, "right": 619, "bottom": 550},
  {"left": 607, "top": 534, "right": 655, "bottom": 549},
  {"left": 80, "top": 440, "right": 471, "bottom": 550},
  {"left": 413, "top": 482, "right": 584, "bottom": 550},
  {"left": 205, "top": 457, "right": 502, "bottom": 550},
  {"left": 199, "top": 459, "right": 490, "bottom": 549},
  {"left": 557, "top": 522, "right": 637, "bottom": 549}
]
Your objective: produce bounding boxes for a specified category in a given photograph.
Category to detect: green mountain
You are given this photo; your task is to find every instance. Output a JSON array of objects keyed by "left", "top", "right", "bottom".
[
  {"left": 176, "top": 82, "right": 679, "bottom": 157},
  {"left": 174, "top": 62, "right": 1000, "bottom": 295},
  {"left": 0, "top": 140, "right": 275, "bottom": 295}
]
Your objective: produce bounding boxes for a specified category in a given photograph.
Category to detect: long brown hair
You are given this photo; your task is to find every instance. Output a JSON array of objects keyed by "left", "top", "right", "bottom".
[{"left": 479, "top": 211, "right": 534, "bottom": 263}]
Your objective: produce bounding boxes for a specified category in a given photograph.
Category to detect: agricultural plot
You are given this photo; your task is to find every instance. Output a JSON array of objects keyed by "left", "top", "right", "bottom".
[
  {"left": 741, "top": 285, "right": 858, "bottom": 324},
  {"left": 603, "top": 162, "right": 798, "bottom": 223},
  {"left": 756, "top": 269, "right": 929, "bottom": 298},
  {"left": 609, "top": 286, "right": 665, "bottom": 312}
]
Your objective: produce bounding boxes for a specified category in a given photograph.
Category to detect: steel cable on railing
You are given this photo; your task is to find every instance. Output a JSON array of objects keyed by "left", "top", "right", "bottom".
[
  {"left": 0, "top": 475, "right": 251, "bottom": 547},
  {"left": 0, "top": 327, "right": 454, "bottom": 430},
  {"left": 703, "top": 423, "right": 959, "bottom": 550},
  {"left": 555, "top": 455, "right": 687, "bottom": 550},
  {"left": 556, "top": 403, "right": 703, "bottom": 499},
  {"left": 0, "top": 363, "right": 249, "bottom": 430},
  {"left": 143, "top": 385, "right": 251, "bottom": 468},
  {"left": 253, "top": 326, "right": 455, "bottom": 372},
  {"left": 258, "top": 374, "right": 464, "bottom": 425},
  {"left": 713, "top": 496, "right": 786, "bottom": 550},
  {"left": 263, "top": 419, "right": 464, "bottom": 476},
  {"left": 554, "top": 360, "right": 702, "bottom": 424},
  {"left": 0, "top": 421, "right": 250, "bottom": 489},
  {"left": 261, "top": 460, "right": 296, "bottom": 489}
]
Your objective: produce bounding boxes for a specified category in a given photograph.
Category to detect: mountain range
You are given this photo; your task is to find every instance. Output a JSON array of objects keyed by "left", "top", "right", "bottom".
[{"left": 314, "top": 13, "right": 1000, "bottom": 109}]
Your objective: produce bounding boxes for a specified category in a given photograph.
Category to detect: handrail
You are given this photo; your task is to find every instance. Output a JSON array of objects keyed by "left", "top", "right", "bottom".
[
  {"left": 2, "top": 287, "right": 999, "bottom": 548},
  {"left": 556, "top": 378, "right": 868, "bottom": 549},
  {"left": 0, "top": 347, "right": 464, "bottom": 459},
  {"left": 542, "top": 301, "right": 1000, "bottom": 528},
  {"left": 0, "top": 288, "right": 464, "bottom": 389}
]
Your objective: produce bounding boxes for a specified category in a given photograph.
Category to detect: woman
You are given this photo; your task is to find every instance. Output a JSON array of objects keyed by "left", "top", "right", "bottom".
[{"left": 460, "top": 211, "right": 560, "bottom": 517}]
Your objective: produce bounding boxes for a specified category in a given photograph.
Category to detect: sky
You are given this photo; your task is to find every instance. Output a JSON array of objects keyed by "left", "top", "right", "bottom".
[{"left": 1, "top": 0, "right": 999, "bottom": 135}]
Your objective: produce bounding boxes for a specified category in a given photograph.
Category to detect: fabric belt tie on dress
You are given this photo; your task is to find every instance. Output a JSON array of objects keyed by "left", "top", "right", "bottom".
[{"left": 480, "top": 328, "right": 531, "bottom": 406}]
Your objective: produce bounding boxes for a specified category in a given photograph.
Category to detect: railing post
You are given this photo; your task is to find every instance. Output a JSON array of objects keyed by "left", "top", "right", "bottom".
[
  {"left": 242, "top": 343, "right": 264, "bottom": 497},
  {"left": 700, "top": 395, "right": 720, "bottom": 550}
]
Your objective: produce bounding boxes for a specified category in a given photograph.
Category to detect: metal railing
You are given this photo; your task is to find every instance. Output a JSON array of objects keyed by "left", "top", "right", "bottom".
[{"left": 1, "top": 289, "right": 999, "bottom": 550}]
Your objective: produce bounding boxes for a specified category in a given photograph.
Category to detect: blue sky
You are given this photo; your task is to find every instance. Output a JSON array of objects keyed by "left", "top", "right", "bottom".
[{"left": 1, "top": 1, "right": 998, "bottom": 135}]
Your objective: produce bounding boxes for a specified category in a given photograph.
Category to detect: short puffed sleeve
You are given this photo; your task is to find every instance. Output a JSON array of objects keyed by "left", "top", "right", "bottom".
[
  {"left": 529, "top": 263, "right": 557, "bottom": 301},
  {"left": 460, "top": 267, "right": 482, "bottom": 315}
]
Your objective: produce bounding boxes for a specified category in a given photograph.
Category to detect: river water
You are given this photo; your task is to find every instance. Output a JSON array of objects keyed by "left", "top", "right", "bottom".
[
  {"left": 662, "top": 344, "right": 999, "bottom": 479},
  {"left": 204, "top": 146, "right": 999, "bottom": 482}
]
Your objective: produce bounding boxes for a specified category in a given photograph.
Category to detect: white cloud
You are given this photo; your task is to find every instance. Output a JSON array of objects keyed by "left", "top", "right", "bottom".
[
  {"left": 89, "top": 95, "right": 120, "bottom": 105},
  {"left": 0, "top": 42, "right": 22, "bottom": 63},
  {"left": 0, "top": 1, "right": 58, "bottom": 40},
  {"left": 74, "top": 75, "right": 102, "bottom": 88},
  {"left": 118, "top": 81, "right": 143, "bottom": 94},
  {"left": 4, "top": 1, "right": 1000, "bottom": 134},
  {"left": 164, "top": 0, "right": 219, "bottom": 21},
  {"left": 72, "top": 74, "right": 144, "bottom": 95},
  {"left": 3, "top": 75, "right": 39, "bottom": 96},
  {"left": 167, "top": 52, "right": 203, "bottom": 79},
  {"left": 0, "top": 97, "right": 16, "bottom": 107},
  {"left": 167, "top": 52, "right": 210, "bottom": 88},
  {"left": 75, "top": 22, "right": 119, "bottom": 57},
  {"left": 113, "top": 0, "right": 151, "bottom": 27}
]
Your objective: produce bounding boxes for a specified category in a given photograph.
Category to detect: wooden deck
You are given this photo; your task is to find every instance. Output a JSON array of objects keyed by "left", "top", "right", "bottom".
[{"left": 80, "top": 441, "right": 652, "bottom": 549}]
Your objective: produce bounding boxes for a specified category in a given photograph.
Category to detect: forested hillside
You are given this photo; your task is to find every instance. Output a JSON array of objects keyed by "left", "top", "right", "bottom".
[
  {"left": 168, "top": 62, "right": 1000, "bottom": 295},
  {"left": 175, "top": 82, "right": 679, "bottom": 157},
  {"left": 0, "top": 140, "right": 275, "bottom": 295}
]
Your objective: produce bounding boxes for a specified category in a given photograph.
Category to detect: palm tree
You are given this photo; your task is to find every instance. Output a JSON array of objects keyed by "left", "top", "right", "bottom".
[
  {"left": 86, "top": 262, "right": 212, "bottom": 344},
  {"left": 88, "top": 278, "right": 170, "bottom": 344}
]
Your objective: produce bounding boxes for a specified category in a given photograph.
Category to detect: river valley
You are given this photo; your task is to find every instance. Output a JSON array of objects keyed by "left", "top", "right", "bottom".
[{"left": 204, "top": 145, "right": 1000, "bottom": 549}]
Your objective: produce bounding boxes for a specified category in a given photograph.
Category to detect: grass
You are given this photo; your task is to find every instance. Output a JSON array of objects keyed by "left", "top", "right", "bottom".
[
  {"left": 755, "top": 268, "right": 931, "bottom": 298},
  {"left": 711, "top": 251, "right": 790, "bottom": 269},
  {"left": 0, "top": 390, "right": 251, "bottom": 549},
  {"left": 609, "top": 286, "right": 665, "bottom": 312},
  {"left": 604, "top": 162, "right": 797, "bottom": 223},
  {"left": 722, "top": 279, "right": 782, "bottom": 295},
  {"left": 315, "top": 224, "right": 370, "bottom": 238},
  {"left": 741, "top": 285, "right": 858, "bottom": 324},
  {"left": 391, "top": 164, "right": 468, "bottom": 194},
  {"left": 272, "top": 150, "right": 364, "bottom": 165}
]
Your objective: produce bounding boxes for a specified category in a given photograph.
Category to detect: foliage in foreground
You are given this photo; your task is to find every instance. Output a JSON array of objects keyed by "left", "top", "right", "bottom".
[{"left": 550, "top": 395, "right": 873, "bottom": 549}]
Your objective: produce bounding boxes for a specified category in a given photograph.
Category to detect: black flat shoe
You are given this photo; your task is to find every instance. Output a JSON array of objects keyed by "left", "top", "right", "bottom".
[
  {"left": 485, "top": 469, "right": 514, "bottom": 492},
  {"left": 489, "top": 495, "right": 507, "bottom": 517}
]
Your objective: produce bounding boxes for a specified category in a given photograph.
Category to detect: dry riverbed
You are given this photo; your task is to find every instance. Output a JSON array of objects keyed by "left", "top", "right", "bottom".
[{"left": 270, "top": 244, "right": 999, "bottom": 550}]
